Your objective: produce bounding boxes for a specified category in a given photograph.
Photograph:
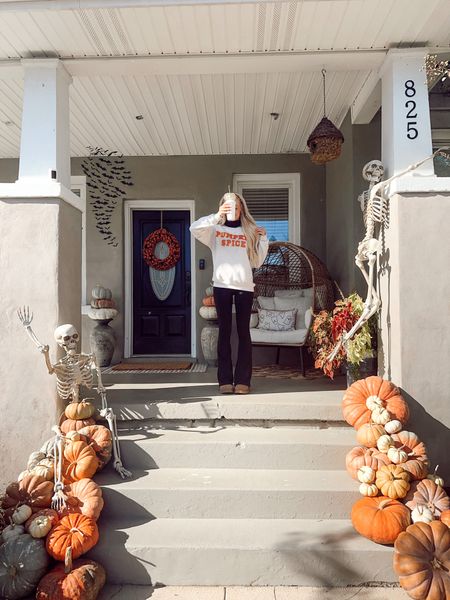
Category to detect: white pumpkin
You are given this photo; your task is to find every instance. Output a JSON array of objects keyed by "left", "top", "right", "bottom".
[
  {"left": 28, "top": 515, "right": 52, "bottom": 539},
  {"left": 32, "top": 458, "right": 54, "bottom": 481},
  {"left": 40, "top": 437, "right": 55, "bottom": 458},
  {"left": 371, "top": 406, "right": 391, "bottom": 425},
  {"left": 17, "top": 470, "right": 31, "bottom": 482},
  {"left": 65, "top": 430, "right": 82, "bottom": 442},
  {"left": 376, "top": 434, "right": 394, "bottom": 453},
  {"left": 199, "top": 305, "right": 218, "bottom": 320},
  {"left": 12, "top": 505, "right": 32, "bottom": 525},
  {"left": 365, "top": 395, "right": 384, "bottom": 411},
  {"left": 27, "top": 451, "right": 46, "bottom": 471},
  {"left": 92, "top": 284, "right": 111, "bottom": 300},
  {"left": 411, "top": 504, "right": 434, "bottom": 524},
  {"left": 427, "top": 465, "right": 445, "bottom": 488},
  {"left": 384, "top": 419, "right": 402, "bottom": 434},
  {"left": 357, "top": 466, "right": 376, "bottom": 484},
  {"left": 359, "top": 482, "right": 379, "bottom": 497},
  {"left": 205, "top": 286, "right": 214, "bottom": 297},
  {"left": 388, "top": 445, "right": 408, "bottom": 464},
  {"left": 1, "top": 524, "right": 25, "bottom": 543}
]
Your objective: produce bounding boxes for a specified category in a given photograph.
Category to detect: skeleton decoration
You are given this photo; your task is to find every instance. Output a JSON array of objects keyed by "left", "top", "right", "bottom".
[
  {"left": 17, "top": 307, "right": 131, "bottom": 479},
  {"left": 327, "top": 148, "right": 449, "bottom": 363}
]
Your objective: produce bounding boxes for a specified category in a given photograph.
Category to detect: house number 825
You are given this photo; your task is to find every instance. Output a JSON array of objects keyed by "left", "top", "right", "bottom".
[{"left": 404, "top": 80, "right": 418, "bottom": 140}]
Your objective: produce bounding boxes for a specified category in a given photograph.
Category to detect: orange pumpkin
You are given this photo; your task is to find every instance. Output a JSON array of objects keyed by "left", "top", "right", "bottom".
[
  {"left": 391, "top": 430, "right": 429, "bottom": 481},
  {"left": 376, "top": 464, "right": 410, "bottom": 499},
  {"left": 60, "top": 478, "right": 104, "bottom": 521},
  {"left": 65, "top": 401, "right": 96, "bottom": 421},
  {"left": 36, "top": 547, "right": 106, "bottom": 600},
  {"left": 394, "top": 521, "right": 450, "bottom": 599},
  {"left": 356, "top": 423, "right": 386, "bottom": 448},
  {"left": 202, "top": 296, "right": 215, "bottom": 307},
  {"left": 62, "top": 441, "right": 99, "bottom": 484},
  {"left": 441, "top": 510, "right": 450, "bottom": 528},
  {"left": 345, "top": 446, "right": 391, "bottom": 480},
  {"left": 351, "top": 496, "right": 411, "bottom": 544},
  {"left": 2, "top": 474, "right": 53, "bottom": 514},
  {"left": 342, "top": 376, "right": 410, "bottom": 430},
  {"left": 60, "top": 418, "right": 96, "bottom": 434},
  {"left": 46, "top": 513, "right": 99, "bottom": 561},
  {"left": 77, "top": 425, "right": 112, "bottom": 470},
  {"left": 405, "top": 479, "right": 450, "bottom": 518}
]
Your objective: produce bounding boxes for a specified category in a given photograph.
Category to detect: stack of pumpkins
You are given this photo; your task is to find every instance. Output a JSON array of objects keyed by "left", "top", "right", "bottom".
[
  {"left": 89, "top": 284, "right": 117, "bottom": 320},
  {"left": 343, "top": 375, "right": 450, "bottom": 599},
  {"left": 0, "top": 399, "right": 112, "bottom": 599},
  {"left": 199, "top": 285, "right": 217, "bottom": 320}
]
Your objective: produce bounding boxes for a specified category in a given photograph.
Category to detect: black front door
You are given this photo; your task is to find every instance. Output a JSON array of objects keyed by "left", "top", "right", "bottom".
[{"left": 133, "top": 210, "right": 191, "bottom": 355}]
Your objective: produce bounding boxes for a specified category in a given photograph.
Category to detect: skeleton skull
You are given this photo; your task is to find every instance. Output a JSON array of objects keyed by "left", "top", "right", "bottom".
[
  {"left": 362, "top": 160, "right": 384, "bottom": 183},
  {"left": 54, "top": 324, "right": 79, "bottom": 353}
]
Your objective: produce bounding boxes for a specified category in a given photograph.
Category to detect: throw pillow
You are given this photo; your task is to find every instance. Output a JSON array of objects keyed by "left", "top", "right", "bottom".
[
  {"left": 274, "top": 295, "right": 312, "bottom": 330},
  {"left": 257, "top": 296, "right": 275, "bottom": 310},
  {"left": 257, "top": 308, "right": 297, "bottom": 331}
]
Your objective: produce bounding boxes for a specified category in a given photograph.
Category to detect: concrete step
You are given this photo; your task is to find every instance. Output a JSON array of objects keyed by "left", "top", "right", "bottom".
[
  {"left": 114, "top": 425, "right": 355, "bottom": 470},
  {"left": 88, "top": 517, "right": 396, "bottom": 586},
  {"left": 95, "top": 467, "right": 358, "bottom": 519},
  {"left": 96, "top": 385, "right": 345, "bottom": 423}
]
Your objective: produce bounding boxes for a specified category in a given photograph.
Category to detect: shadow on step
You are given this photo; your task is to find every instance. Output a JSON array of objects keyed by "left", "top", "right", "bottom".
[{"left": 88, "top": 486, "right": 156, "bottom": 588}]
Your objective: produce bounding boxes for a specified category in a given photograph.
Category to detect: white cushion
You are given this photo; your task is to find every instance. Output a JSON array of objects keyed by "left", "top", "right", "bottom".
[
  {"left": 257, "top": 308, "right": 297, "bottom": 331},
  {"left": 250, "top": 327, "right": 308, "bottom": 345},
  {"left": 257, "top": 296, "right": 275, "bottom": 310},
  {"left": 304, "top": 308, "right": 313, "bottom": 329},
  {"left": 250, "top": 312, "right": 259, "bottom": 328},
  {"left": 302, "top": 287, "right": 314, "bottom": 303},
  {"left": 274, "top": 289, "right": 303, "bottom": 298},
  {"left": 274, "top": 296, "right": 312, "bottom": 330}
]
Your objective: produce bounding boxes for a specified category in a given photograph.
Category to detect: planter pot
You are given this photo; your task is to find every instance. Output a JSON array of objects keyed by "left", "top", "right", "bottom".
[
  {"left": 346, "top": 356, "right": 377, "bottom": 387},
  {"left": 201, "top": 323, "right": 219, "bottom": 366},
  {"left": 90, "top": 318, "right": 116, "bottom": 367}
]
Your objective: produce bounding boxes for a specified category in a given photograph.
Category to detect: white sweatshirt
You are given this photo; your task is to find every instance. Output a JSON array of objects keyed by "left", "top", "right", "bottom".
[{"left": 190, "top": 213, "right": 269, "bottom": 292}]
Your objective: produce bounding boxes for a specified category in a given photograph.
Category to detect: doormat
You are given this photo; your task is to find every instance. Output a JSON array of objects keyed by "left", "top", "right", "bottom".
[
  {"left": 252, "top": 365, "right": 325, "bottom": 380},
  {"left": 103, "top": 362, "right": 208, "bottom": 374}
]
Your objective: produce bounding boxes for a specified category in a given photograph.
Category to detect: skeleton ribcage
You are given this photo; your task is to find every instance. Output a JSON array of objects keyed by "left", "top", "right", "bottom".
[{"left": 54, "top": 357, "right": 94, "bottom": 400}]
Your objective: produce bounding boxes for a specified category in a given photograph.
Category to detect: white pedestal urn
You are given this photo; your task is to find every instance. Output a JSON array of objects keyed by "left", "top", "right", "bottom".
[
  {"left": 199, "top": 304, "right": 219, "bottom": 366},
  {"left": 88, "top": 285, "right": 119, "bottom": 367}
]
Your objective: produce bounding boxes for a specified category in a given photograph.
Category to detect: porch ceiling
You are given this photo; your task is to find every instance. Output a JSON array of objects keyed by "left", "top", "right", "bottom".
[{"left": 0, "top": 0, "right": 450, "bottom": 158}]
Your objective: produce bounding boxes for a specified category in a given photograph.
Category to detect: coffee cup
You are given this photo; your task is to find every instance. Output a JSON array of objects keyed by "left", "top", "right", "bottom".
[{"left": 224, "top": 192, "right": 236, "bottom": 221}]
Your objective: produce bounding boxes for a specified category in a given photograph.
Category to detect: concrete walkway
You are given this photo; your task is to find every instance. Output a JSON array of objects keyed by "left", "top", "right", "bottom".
[{"left": 99, "top": 585, "right": 406, "bottom": 599}]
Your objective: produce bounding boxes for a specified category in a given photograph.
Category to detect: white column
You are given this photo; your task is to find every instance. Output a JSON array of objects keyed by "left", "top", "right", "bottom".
[
  {"left": 380, "top": 48, "right": 434, "bottom": 178},
  {"left": 18, "top": 58, "right": 72, "bottom": 188}
]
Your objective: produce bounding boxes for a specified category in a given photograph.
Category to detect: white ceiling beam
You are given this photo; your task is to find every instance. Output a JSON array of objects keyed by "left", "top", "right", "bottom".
[
  {"left": 351, "top": 70, "right": 381, "bottom": 125},
  {"left": 0, "top": 0, "right": 350, "bottom": 12}
]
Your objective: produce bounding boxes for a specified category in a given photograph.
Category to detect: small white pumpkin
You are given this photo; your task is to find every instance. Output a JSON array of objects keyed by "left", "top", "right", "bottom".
[
  {"left": 359, "top": 482, "right": 379, "bottom": 497},
  {"left": 27, "top": 451, "right": 46, "bottom": 471},
  {"left": 411, "top": 504, "right": 434, "bottom": 524},
  {"left": 28, "top": 515, "right": 52, "bottom": 539},
  {"left": 371, "top": 406, "right": 391, "bottom": 425},
  {"left": 376, "top": 434, "right": 394, "bottom": 453},
  {"left": 1, "top": 524, "right": 25, "bottom": 543},
  {"left": 18, "top": 470, "right": 31, "bottom": 482},
  {"left": 427, "top": 465, "right": 445, "bottom": 488},
  {"left": 12, "top": 504, "right": 32, "bottom": 525},
  {"left": 32, "top": 458, "right": 54, "bottom": 481},
  {"left": 65, "top": 430, "right": 82, "bottom": 442},
  {"left": 205, "top": 286, "right": 214, "bottom": 297},
  {"left": 388, "top": 445, "right": 408, "bottom": 464},
  {"left": 357, "top": 466, "right": 376, "bottom": 484},
  {"left": 199, "top": 305, "right": 218, "bottom": 320},
  {"left": 365, "top": 395, "right": 384, "bottom": 411},
  {"left": 384, "top": 419, "right": 402, "bottom": 435}
]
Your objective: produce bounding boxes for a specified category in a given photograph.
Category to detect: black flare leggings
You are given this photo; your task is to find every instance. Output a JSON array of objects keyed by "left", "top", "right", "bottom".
[{"left": 213, "top": 286, "right": 254, "bottom": 386}]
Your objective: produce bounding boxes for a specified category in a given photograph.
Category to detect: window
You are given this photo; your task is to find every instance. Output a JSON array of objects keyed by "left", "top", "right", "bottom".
[
  {"left": 70, "top": 176, "right": 87, "bottom": 307},
  {"left": 233, "top": 173, "right": 300, "bottom": 244}
]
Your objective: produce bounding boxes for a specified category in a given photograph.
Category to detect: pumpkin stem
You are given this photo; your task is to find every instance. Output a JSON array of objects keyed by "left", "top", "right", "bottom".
[
  {"left": 7, "top": 565, "right": 17, "bottom": 578},
  {"left": 70, "top": 526, "right": 85, "bottom": 537},
  {"left": 378, "top": 498, "right": 392, "bottom": 509},
  {"left": 434, "top": 465, "right": 439, "bottom": 475},
  {"left": 431, "top": 556, "right": 448, "bottom": 572},
  {"left": 64, "top": 546, "right": 73, "bottom": 574}
]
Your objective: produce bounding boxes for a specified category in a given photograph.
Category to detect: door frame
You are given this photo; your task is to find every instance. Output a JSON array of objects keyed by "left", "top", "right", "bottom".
[{"left": 124, "top": 199, "right": 196, "bottom": 359}]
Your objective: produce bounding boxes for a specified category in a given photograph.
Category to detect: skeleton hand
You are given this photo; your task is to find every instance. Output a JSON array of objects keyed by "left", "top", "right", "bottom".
[
  {"left": 17, "top": 306, "right": 33, "bottom": 328},
  {"left": 40, "top": 344, "right": 50, "bottom": 354}
]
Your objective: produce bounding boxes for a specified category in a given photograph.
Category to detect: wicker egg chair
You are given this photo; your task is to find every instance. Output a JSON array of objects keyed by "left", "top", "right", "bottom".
[
  {"left": 253, "top": 242, "right": 335, "bottom": 311},
  {"left": 251, "top": 242, "right": 335, "bottom": 374}
]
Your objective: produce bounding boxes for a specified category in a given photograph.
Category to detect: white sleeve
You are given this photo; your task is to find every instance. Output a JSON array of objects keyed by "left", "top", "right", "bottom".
[
  {"left": 189, "top": 213, "right": 220, "bottom": 249},
  {"left": 255, "top": 235, "right": 269, "bottom": 268}
]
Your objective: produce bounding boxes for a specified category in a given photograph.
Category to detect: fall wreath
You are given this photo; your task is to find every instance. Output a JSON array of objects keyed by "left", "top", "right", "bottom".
[{"left": 142, "top": 228, "right": 181, "bottom": 271}]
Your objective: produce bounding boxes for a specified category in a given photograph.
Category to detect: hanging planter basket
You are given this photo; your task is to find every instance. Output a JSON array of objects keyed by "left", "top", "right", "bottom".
[
  {"left": 142, "top": 228, "right": 181, "bottom": 271},
  {"left": 307, "top": 116, "right": 344, "bottom": 165}
]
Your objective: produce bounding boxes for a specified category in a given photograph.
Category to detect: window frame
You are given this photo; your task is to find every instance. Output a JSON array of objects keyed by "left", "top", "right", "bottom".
[
  {"left": 70, "top": 175, "right": 88, "bottom": 309},
  {"left": 232, "top": 173, "right": 301, "bottom": 245}
]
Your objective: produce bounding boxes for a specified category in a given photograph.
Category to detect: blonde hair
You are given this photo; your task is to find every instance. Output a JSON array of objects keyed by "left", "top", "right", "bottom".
[{"left": 219, "top": 192, "right": 261, "bottom": 268}]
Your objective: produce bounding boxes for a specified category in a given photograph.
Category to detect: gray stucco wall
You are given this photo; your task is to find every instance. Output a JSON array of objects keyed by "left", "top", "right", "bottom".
[{"left": 325, "top": 110, "right": 382, "bottom": 296}]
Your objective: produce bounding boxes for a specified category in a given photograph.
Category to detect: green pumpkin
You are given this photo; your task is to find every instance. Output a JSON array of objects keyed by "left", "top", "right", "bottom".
[
  {"left": 91, "top": 285, "right": 112, "bottom": 300},
  {"left": 0, "top": 534, "right": 49, "bottom": 599}
]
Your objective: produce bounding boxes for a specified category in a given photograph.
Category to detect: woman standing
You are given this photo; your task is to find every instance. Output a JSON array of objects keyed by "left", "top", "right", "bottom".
[{"left": 190, "top": 192, "right": 269, "bottom": 394}]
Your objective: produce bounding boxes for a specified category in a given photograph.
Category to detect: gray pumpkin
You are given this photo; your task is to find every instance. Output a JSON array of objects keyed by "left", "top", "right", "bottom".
[{"left": 0, "top": 534, "right": 49, "bottom": 599}]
